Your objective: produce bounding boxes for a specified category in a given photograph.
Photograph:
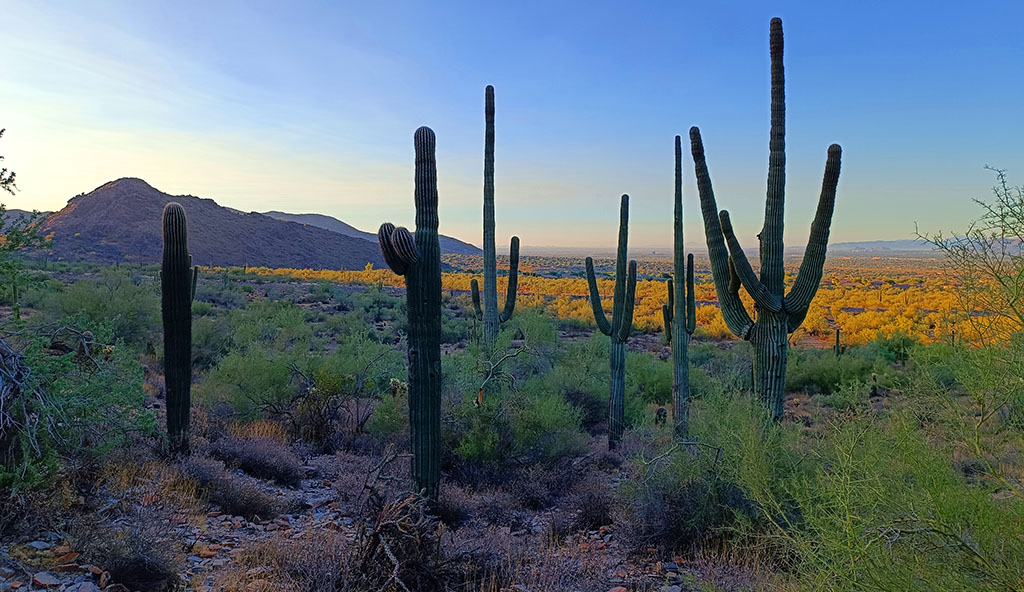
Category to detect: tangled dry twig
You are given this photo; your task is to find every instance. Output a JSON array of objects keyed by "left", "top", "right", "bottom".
[{"left": 0, "top": 336, "right": 61, "bottom": 474}]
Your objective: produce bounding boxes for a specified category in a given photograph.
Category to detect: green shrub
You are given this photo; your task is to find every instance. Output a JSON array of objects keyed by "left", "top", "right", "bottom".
[
  {"left": 786, "top": 344, "right": 895, "bottom": 395},
  {"left": 818, "top": 380, "right": 871, "bottom": 411},
  {"left": 544, "top": 334, "right": 608, "bottom": 432},
  {"left": 626, "top": 352, "right": 672, "bottom": 405},
  {"left": 194, "top": 281, "right": 247, "bottom": 309},
  {"left": 449, "top": 371, "right": 585, "bottom": 469},
  {"left": 1, "top": 329, "right": 154, "bottom": 489},
  {"left": 35, "top": 269, "right": 160, "bottom": 349},
  {"left": 675, "top": 387, "right": 1024, "bottom": 591},
  {"left": 194, "top": 345, "right": 298, "bottom": 418},
  {"left": 365, "top": 380, "right": 409, "bottom": 439},
  {"left": 229, "top": 300, "right": 311, "bottom": 351},
  {"left": 690, "top": 341, "right": 753, "bottom": 393},
  {"left": 191, "top": 315, "right": 233, "bottom": 369},
  {"left": 508, "top": 388, "right": 585, "bottom": 463}
]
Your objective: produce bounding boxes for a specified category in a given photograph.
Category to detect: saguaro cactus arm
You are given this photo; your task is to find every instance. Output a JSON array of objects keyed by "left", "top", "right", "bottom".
[
  {"left": 690, "top": 127, "right": 754, "bottom": 340},
  {"left": 614, "top": 260, "right": 638, "bottom": 343},
  {"left": 761, "top": 17, "right": 787, "bottom": 295},
  {"left": 783, "top": 143, "right": 843, "bottom": 320},
  {"left": 666, "top": 278, "right": 675, "bottom": 321},
  {"left": 585, "top": 256, "right": 613, "bottom": 336},
  {"left": 663, "top": 278, "right": 674, "bottom": 341},
  {"left": 378, "top": 223, "right": 419, "bottom": 276},
  {"left": 499, "top": 235, "right": 519, "bottom": 322},
  {"left": 686, "top": 253, "right": 696, "bottom": 335},
  {"left": 609, "top": 195, "right": 629, "bottom": 333},
  {"left": 718, "top": 211, "right": 782, "bottom": 313},
  {"left": 471, "top": 278, "right": 483, "bottom": 320}
]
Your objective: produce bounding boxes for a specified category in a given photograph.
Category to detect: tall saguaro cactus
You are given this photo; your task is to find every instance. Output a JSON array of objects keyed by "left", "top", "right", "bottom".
[
  {"left": 690, "top": 18, "right": 843, "bottom": 419},
  {"left": 663, "top": 137, "right": 697, "bottom": 437},
  {"left": 378, "top": 127, "right": 442, "bottom": 500},
  {"left": 585, "top": 194, "right": 638, "bottom": 449},
  {"left": 161, "top": 202, "right": 198, "bottom": 454},
  {"left": 480, "top": 85, "right": 520, "bottom": 349}
]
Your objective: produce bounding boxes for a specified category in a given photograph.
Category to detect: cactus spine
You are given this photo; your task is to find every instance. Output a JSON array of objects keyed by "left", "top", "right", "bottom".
[
  {"left": 662, "top": 137, "right": 697, "bottom": 437},
  {"left": 480, "top": 85, "right": 520, "bottom": 349},
  {"left": 690, "top": 18, "right": 842, "bottom": 419},
  {"left": 585, "top": 195, "right": 638, "bottom": 449},
  {"left": 378, "top": 127, "right": 442, "bottom": 500},
  {"left": 161, "top": 202, "right": 197, "bottom": 454}
]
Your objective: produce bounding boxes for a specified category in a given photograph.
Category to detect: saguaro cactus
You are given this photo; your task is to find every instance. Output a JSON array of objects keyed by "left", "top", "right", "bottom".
[
  {"left": 662, "top": 137, "right": 697, "bottom": 437},
  {"left": 378, "top": 127, "right": 442, "bottom": 500},
  {"left": 585, "top": 194, "right": 638, "bottom": 449},
  {"left": 161, "top": 202, "right": 198, "bottom": 454},
  {"left": 690, "top": 18, "right": 843, "bottom": 419},
  {"left": 480, "top": 85, "right": 520, "bottom": 349}
]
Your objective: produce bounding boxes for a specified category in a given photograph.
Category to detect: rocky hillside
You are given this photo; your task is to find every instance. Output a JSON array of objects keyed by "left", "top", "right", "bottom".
[
  {"left": 39, "top": 178, "right": 387, "bottom": 270},
  {"left": 264, "top": 211, "right": 482, "bottom": 255}
]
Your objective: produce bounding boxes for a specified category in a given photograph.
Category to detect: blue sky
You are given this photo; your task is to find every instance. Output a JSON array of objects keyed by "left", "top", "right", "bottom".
[{"left": 2, "top": 0, "right": 1022, "bottom": 249}]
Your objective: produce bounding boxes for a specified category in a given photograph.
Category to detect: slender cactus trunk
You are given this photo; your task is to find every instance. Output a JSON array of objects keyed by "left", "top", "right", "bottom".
[
  {"left": 162, "top": 203, "right": 195, "bottom": 455},
  {"left": 482, "top": 87, "right": 499, "bottom": 347},
  {"left": 751, "top": 312, "right": 789, "bottom": 419},
  {"left": 609, "top": 341, "right": 626, "bottom": 449},
  {"left": 408, "top": 129, "right": 442, "bottom": 501},
  {"left": 671, "top": 315, "right": 690, "bottom": 436},
  {"left": 378, "top": 127, "right": 442, "bottom": 501}
]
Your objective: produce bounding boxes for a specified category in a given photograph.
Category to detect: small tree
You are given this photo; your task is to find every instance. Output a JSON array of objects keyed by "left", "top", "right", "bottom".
[
  {"left": 0, "top": 129, "right": 51, "bottom": 320},
  {"left": 918, "top": 168, "right": 1024, "bottom": 344}
]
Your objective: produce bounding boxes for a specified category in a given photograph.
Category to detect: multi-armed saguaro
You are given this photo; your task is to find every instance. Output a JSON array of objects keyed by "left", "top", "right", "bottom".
[
  {"left": 585, "top": 194, "right": 637, "bottom": 450},
  {"left": 471, "top": 85, "right": 520, "bottom": 350},
  {"left": 662, "top": 136, "right": 697, "bottom": 437},
  {"left": 161, "top": 202, "right": 198, "bottom": 454},
  {"left": 690, "top": 17, "right": 842, "bottom": 419},
  {"left": 377, "top": 127, "right": 442, "bottom": 500}
]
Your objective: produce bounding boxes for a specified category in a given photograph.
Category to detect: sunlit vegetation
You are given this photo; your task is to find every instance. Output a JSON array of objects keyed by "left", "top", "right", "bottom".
[{"left": 224, "top": 254, "right": 995, "bottom": 347}]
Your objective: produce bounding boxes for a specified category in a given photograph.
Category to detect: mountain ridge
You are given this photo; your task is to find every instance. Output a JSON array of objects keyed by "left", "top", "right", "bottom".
[
  {"left": 263, "top": 210, "right": 482, "bottom": 255},
  {"left": 37, "top": 178, "right": 387, "bottom": 270}
]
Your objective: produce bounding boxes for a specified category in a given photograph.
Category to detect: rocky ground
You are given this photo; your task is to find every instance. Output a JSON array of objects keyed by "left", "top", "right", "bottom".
[{"left": 0, "top": 444, "right": 763, "bottom": 592}]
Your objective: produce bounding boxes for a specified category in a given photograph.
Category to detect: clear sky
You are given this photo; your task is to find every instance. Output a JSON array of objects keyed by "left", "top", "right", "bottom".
[{"left": 2, "top": 0, "right": 1022, "bottom": 249}]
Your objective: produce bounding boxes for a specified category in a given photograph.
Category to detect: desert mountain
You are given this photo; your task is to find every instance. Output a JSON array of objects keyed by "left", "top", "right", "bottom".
[
  {"left": 264, "top": 211, "right": 482, "bottom": 255},
  {"left": 39, "top": 178, "right": 387, "bottom": 270},
  {"left": 1, "top": 208, "right": 47, "bottom": 224}
]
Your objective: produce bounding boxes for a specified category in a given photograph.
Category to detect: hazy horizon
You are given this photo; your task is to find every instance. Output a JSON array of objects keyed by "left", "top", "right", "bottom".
[{"left": 3, "top": 1, "right": 1022, "bottom": 249}]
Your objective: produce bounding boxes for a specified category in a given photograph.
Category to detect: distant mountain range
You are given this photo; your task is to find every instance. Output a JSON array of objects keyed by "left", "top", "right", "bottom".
[
  {"left": 35, "top": 178, "right": 391, "bottom": 269},
  {"left": 826, "top": 239, "right": 934, "bottom": 253},
  {"left": 3, "top": 178, "right": 483, "bottom": 270},
  {"left": 1, "top": 208, "right": 41, "bottom": 223},
  {"left": 527, "top": 239, "right": 937, "bottom": 259},
  {"left": 263, "top": 211, "right": 481, "bottom": 256},
  {"left": 4, "top": 180, "right": 941, "bottom": 267}
]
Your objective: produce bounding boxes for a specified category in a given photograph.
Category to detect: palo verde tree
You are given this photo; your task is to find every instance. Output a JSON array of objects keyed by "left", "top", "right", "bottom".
[
  {"left": 585, "top": 194, "right": 637, "bottom": 449},
  {"left": 0, "top": 128, "right": 51, "bottom": 320},
  {"left": 663, "top": 136, "right": 697, "bottom": 437},
  {"left": 918, "top": 168, "right": 1024, "bottom": 344},
  {"left": 472, "top": 85, "right": 520, "bottom": 351},
  {"left": 690, "top": 18, "right": 843, "bottom": 419},
  {"left": 377, "top": 127, "right": 442, "bottom": 501}
]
